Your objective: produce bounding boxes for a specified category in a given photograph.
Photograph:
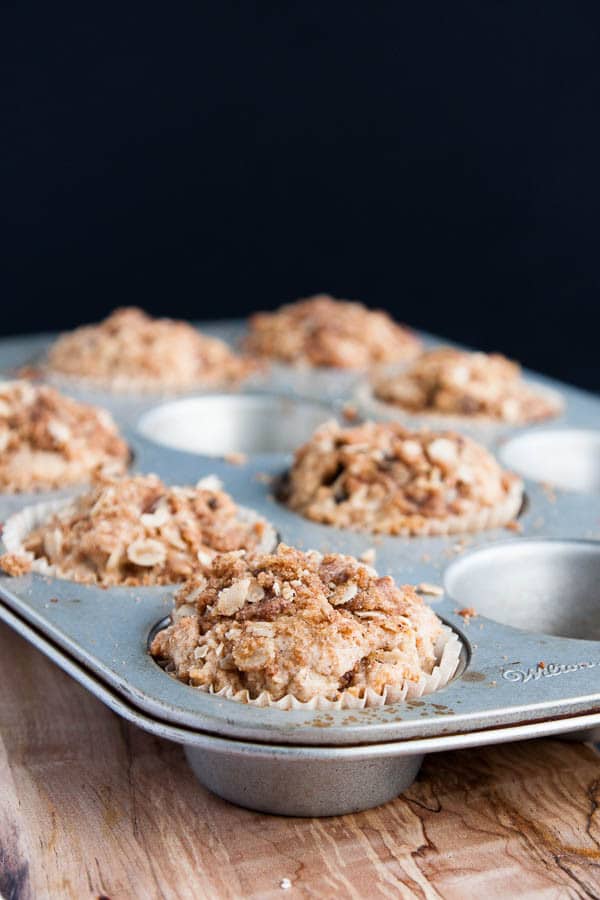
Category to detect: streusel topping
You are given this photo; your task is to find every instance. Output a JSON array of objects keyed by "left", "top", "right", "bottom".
[
  {"left": 151, "top": 543, "right": 443, "bottom": 703},
  {"left": 47, "top": 307, "right": 255, "bottom": 392},
  {"left": 373, "top": 347, "right": 562, "bottom": 423},
  {"left": 0, "top": 380, "right": 129, "bottom": 492},
  {"left": 243, "top": 295, "right": 420, "bottom": 368},
  {"left": 283, "top": 420, "right": 523, "bottom": 535},
  {"left": 0, "top": 473, "right": 274, "bottom": 585}
]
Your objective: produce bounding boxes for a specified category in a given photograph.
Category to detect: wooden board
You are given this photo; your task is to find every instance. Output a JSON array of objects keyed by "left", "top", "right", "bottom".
[{"left": 1, "top": 621, "right": 600, "bottom": 900}]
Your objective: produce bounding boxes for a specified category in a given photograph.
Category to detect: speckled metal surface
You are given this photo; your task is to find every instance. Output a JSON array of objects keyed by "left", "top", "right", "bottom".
[{"left": 1, "top": 322, "right": 599, "bottom": 814}]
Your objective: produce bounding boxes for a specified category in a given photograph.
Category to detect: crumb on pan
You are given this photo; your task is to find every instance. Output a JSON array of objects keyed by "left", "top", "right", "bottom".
[
  {"left": 0, "top": 380, "right": 129, "bottom": 492},
  {"left": 373, "top": 347, "right": 562, "bottom": 423},
  {"left": 283, "top": 420, "right": 523, "bottom": 536},
  {"left": 342, "top": 403, "right": 360, "bottom": 422},
  {"left": 223, "top": 451, "right": 247, "bottom": 465},
  {"left": 46, "top": 307, "right": 257, "bottom": 391},
  {"left": 456, "top": 607, "right": 477, "bottom": 621},
  {"left": 150, "top": 543, "right": 446, "bottom": 704},
  {"left": 242, "top": 294, "right": 420, "bottom": 368},
  {"left": 0, "top": 473, "right": 273, "bottom": 586},
  {"left": 505, "top": 519, "right": 523, "bottom": 533},
  {"left": 417, "top": 582, "right": 444, "bottom": 597}
]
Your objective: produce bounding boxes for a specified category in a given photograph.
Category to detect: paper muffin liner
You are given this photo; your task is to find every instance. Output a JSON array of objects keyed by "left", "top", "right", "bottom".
[
  {"left": 192, "top": 623, "right": 462, "bottom": 710},
  {"left": 354, "top": 380, "right": 565, "bottom": 438},
  {"left": 1, "top": 494, "right": 278, "bottom": 580},
  {"left": 286, "top": 473, "right": 524, "bottom": 537}
]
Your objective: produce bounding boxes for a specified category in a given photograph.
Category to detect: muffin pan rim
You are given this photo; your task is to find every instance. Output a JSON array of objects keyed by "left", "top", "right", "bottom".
[{"left": 0, "top": 327, "right": 599, "bottom": 748}]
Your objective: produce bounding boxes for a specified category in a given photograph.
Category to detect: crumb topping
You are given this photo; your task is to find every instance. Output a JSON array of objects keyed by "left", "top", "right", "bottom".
[
  {"left": 373, "top": 347, "right": 562, "bottom": 423},
  {"left": 47, "top": 307, "right": 256, "bottom": 391},
  {"left": 243, "top": 295, "right": 421, "bottom": 368},
  {"left": 283, "top": 420, "right": 523, "bottom": 534},
  {"left": 1, "top": 473, "right": 273, "bottom": 585},
  {"left": 0, "top": 380, "right": 129, "bottom": 492},
  {"left": 150, "top": 543, "right": 443, "bottom": 702}
]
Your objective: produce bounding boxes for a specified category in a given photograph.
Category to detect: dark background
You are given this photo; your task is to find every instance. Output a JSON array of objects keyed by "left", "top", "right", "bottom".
[{"left": 4, "top": 2, "right": 600, "bottom": 391}]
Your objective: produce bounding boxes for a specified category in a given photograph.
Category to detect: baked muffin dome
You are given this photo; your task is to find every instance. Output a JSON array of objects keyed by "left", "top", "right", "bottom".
[
  {"left": 151, "top": 543, "right": 457, "bottom": 706},
  {"left": 243, "top": 294, "right": 420, "bottom": 368},
  {"left": 283, "top": 420, "right": 523, "bottom": 535},
  {"left": 47, "top": 307, "right": 255, "bottom": 392},
  {"left": 0, "top": 380, "right": 128, "bottom": 493},
  {"left": 373, "top": 347, "right": 562, "bottom": 423},
  {"left": 0, "top": 473, "right": 276, "bottom": 585}
]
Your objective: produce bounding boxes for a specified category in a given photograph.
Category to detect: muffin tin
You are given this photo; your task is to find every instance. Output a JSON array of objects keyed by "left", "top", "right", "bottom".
[{"left": 1, "top": 322, "right": 600, "bottom": 817}]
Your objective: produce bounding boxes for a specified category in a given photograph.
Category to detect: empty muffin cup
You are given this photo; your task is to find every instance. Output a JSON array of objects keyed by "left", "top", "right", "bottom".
[
  {"left": 500, "top": 428, "right": 600, "bottom": 493},
  {"left": 137, "top": 393, "right": 338, "bottom": 456},
  {"left": 444, "top": 539, "right": 600, "bottom": 640}
]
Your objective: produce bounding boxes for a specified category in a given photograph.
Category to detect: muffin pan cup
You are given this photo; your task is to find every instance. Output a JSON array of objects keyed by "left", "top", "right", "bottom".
[{"left": 1, "top": 325, "right": 600, "bottom": 817}]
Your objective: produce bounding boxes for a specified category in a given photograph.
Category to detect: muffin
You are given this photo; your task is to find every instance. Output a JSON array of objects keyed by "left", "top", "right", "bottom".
[
  {"left": 243, "top": 294, "right": 421, "bottom": 368},
  {"left": 46, "top": 307, "right": 256, "bottom": 393},
  {"left": 150, "top": 543, "right": 460, "bottom": 708},
  {"left": 282, "top": 420, "right": 523, "bottom": 535},
  {"left": 0, "top": 380, "right": 129, "bottom": 493},
  {"left": 0, "top": 473, "right": 276, "bottom": 585},
  {"left": 372, "top": 347, "right": 563, "bottom": 424}
]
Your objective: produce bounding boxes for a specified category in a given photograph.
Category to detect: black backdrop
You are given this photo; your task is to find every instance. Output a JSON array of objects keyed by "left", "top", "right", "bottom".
[{"left": 4, "top": 2, "right": 600, "bottom": 391}]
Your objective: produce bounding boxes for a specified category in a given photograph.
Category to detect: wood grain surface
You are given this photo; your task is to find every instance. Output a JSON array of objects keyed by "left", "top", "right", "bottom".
[{"left": 2, "top": 621, "right": 600, "bottom": 900}]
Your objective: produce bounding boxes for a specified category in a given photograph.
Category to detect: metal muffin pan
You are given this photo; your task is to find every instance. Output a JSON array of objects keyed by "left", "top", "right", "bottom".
[{"left": 1, "top": 323, "right": 600, "bottom": 817}]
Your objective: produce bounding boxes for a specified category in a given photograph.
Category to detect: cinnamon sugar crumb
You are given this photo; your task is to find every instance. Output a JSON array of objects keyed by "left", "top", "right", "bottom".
[
  {"left": 456, "top": 607, "right": 477, "bottom": 621},
  {"left": 505, "top": 519, "right": 523, "bottom": 533},
  {"left": 0, "top": 553, "right": 32, "bottom": 577}
]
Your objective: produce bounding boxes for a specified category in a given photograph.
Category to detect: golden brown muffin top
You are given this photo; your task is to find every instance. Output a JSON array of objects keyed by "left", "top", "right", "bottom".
[
  {"left": 47, "top": 307, "right": 255, "bottom": 391},
  {"left": 243, "top": 294, "right": 420, "bottom": 368},
  {"left": 151, "top": 543, "right": 443, "bottom": 703},
  {"left": 0, "top": 380, "right": 128, "bottom": 492},
  {"left": 374, "top": 347, "right": 562, "bottom": 423},
  {"left": 0, "top": 472, "right": 274, "bottom": 585},
  {"left": 284, "top": 420, "right": 523, "bottom": 535}
]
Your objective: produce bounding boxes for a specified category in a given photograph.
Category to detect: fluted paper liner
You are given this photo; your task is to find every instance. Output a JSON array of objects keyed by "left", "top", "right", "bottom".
[
  {"left": 1, "top": 495, "right": 278, "bottom": 579},
  {"left": 193, "top": 624, "right": 462, "bottom": 710}
]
